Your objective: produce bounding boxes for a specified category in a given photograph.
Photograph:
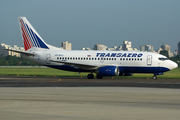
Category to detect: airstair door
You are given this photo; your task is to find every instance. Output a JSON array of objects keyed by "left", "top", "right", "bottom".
[
  {"left": 46, "top": 54, "right": 51, "bottom": 64},
  {"left": 147, "top": 55, "right": 152, "bottom": 65}
]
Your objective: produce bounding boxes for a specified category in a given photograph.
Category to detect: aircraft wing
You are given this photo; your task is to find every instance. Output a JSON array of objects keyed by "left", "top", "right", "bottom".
[
  {"left": 3, "top": 49, "right": 35, "bottom": 56},
  {"left": 50, "top": 60, "right": 99, "bottom": 70}
]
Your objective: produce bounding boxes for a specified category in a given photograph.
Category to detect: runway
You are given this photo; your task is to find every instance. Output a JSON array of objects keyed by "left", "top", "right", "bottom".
[
  {"left": 1, "top": 87, "right": 180, "bottom": 120},
  {"left": 1, "top": 76, "right": 180, "bottom": 120},
  {"left": 0, "top": 76, "right": 180, "bottom": 88}
]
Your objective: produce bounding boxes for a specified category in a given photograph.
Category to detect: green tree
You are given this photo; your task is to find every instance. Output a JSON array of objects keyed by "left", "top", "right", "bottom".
[
  {"left": 160, "top": 50, "right": 169, "bottom": 58},
  {"left": 0, "top": 55, "right": 39, "bottom": 66}
]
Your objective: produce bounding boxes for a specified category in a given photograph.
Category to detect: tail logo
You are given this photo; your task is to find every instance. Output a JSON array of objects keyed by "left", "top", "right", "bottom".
[{"left": 19, "top": 19, "right": 49, "bottom": 51}]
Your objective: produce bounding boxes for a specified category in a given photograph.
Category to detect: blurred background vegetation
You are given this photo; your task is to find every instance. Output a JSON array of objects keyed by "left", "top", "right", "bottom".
[{"left": 0, "top": 55, "right": 39, "bottom": 66}]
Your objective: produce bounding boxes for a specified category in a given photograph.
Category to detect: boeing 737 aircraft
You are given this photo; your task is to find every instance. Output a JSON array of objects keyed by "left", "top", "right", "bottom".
[{"left": 7, "top": 17, "right": 178, "bottom": 80}]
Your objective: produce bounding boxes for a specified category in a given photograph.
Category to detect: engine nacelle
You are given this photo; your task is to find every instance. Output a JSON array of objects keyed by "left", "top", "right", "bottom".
[{"left": 96, "top": 66, "right": 119, "bottom": 76}]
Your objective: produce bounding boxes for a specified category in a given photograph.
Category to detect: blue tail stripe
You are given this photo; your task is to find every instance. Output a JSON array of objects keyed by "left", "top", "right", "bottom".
[
  {"left": 34, "top": 33, "right": 49, "bottom": 49},
  {"left": 29, "top": 27, "right": 40, "bottom": 47},
  {"left": 30, "top": 29, "right": 41, "bottom": 47}
]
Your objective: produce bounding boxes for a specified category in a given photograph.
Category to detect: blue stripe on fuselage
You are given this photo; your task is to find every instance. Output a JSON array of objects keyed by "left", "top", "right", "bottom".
[{"left": 46, "top": 65, "right": 170, "bottom": 73}]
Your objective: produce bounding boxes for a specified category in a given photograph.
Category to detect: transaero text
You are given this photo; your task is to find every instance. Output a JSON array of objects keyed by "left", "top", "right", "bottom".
[{"left": 96, "top": 53, "right": 143, "bottom": 57}]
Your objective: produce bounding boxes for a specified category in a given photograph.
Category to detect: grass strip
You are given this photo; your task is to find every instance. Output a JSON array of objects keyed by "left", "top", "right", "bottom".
[{"left": 0, "top": 67, "right": 180, "bottom": 79}]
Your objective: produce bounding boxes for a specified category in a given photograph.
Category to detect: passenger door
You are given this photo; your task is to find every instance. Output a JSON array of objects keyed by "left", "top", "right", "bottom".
[{"left": 147, "top": 55, "right": 152, "bottom": 65}]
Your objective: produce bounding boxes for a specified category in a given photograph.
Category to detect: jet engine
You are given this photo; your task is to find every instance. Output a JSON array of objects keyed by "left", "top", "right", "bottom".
[{"left": 96, "top": 66, "right": 119, "bottom": 76}]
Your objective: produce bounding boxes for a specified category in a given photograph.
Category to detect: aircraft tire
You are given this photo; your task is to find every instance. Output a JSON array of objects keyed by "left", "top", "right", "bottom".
[
  {"left": 96, "top": 74, "right": 103, "bottom": 79},
  {"left": 87, "top": 74, "right": 94, "bottom": 79},
  {"left": 153, "top": 76, "right": 157, "bottom": 80}
]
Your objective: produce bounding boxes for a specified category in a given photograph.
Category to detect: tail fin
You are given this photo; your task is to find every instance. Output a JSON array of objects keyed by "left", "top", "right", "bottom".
[{"left": 18, "top": 17, "right": 49, "bottom": 51}]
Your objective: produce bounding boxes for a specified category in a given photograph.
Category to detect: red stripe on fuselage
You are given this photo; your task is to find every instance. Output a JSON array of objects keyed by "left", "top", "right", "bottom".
[
  {"left": 20, "top": 20, "right": 30, "bottom": 50},
  {"left": 22, "top": 31, "right": 28, "bottom": 51},
  {"left": 20, "top": 20, "right": 33, "bottom": 50},
  {"left": 21, "top": 26, "right": 28, "bottom": 50},
  {"left": 20, "top": 20, "right": 33, "bottom": 49}
]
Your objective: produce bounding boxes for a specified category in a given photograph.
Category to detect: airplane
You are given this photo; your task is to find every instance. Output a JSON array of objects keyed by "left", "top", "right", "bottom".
[{"left": 7, "top": 17, "right": 178, "bottom": 80}]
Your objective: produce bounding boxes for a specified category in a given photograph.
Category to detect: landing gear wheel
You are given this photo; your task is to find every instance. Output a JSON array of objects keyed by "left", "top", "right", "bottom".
[
  {"left": 153, "top": 76, "right": 157, "bottom": 80},
  {"left": 96, "top": 74, "right": 103, "bottom": 79},
  {"left": 87, "top": 74, "right": 94, "bottom": 79}
]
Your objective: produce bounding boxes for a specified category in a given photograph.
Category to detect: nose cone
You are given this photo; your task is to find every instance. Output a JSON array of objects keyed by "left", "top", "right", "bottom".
[{"left": 169, "top": 61, "right": 178, "bottom": 70}]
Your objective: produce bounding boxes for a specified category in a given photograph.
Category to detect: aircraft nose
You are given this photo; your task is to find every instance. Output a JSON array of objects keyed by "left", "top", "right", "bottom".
[{"left": 170, "top": 61, "right": 178, "bottom": 70}]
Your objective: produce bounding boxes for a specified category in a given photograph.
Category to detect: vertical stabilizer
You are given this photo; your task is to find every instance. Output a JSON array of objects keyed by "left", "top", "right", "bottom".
[{"left": 18, "top": 17, "right": 49, "bottom": 51}]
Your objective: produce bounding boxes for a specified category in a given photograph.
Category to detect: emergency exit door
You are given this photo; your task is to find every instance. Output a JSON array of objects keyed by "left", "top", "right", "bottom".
[
  {"left": 46, "top": 54, "right": 51, "bottom": 64},
  {"left": 147, "top": 55, "right": 152, "bottom": 65}
]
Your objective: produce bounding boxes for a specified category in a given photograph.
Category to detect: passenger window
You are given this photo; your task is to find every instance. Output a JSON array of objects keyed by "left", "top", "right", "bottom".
[
  {"left": 60, "top": 57, "right": 61, "bottom": 60},
  {"left": 57, "top": 57, "right": 59, "bottom": 60},
  {"left": 62, "top": 57, "right": 64, "bottom": 60},
  {"left": 129, "top": 58, "right": 131, "bottom": 60},
  {"left": 140, "top": 58, "right": 142, "bottom": 61},
  {"left": 68, "top": 57, "right": 69, "bottom": 60},
  {"left": 81, "top": 58, "right": 83, "bottom": 60},
  {"left": 123, "top": 58, "right": 125, "bottom": 60},
  {"left": 89, "top": 58, "right": 91, "bottom": 60},
  {"left": 95, "top": 58, "right": 97, "bottom": 60},
  {"left": 126, "top": 58, "right": 128, "bottom": 60},
  {"left": 70, "top": 57, "right": 72, "bottom": 60},
  {"left": 109, "top": 58, "right": 111, "bottom": 60},
  {"left": 120, "top": 58, "right": 122, "bottom": 60},
  {"left": 92, "top": 58, "right": 94, "bottom": 60},
  {"left": 98, "top": 58, "right": 100, "bottom": 60},
  {"left": 114, "top": 58, "right": 116, "bottom": 60},
  {"left": 86, "top": 58, "right": 88, "bottom": 60},
  {"left": 132, "top": 58, "right": 134, "bottom": 60}
]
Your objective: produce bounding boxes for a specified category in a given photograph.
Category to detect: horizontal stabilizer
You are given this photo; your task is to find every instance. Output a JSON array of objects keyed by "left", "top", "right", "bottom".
[{"left": 4, "top": 49, "right": 35, "bottom": 56}]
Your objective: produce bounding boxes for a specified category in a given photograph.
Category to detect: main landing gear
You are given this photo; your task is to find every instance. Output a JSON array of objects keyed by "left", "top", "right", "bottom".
[
  {"left": 87, "top": 74, "right": 94, "bottom": 79},
  {"left": 87, "top": 74, "right": 103, "bottom": 79}
]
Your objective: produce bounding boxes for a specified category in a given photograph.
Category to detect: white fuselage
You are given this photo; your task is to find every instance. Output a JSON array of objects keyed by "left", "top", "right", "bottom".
[{"left": 22, "top": 50, "right": 178, "bottom": 74}]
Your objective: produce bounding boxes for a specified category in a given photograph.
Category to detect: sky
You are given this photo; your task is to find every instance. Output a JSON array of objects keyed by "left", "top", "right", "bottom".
[{"left": 0, "top": 0, "right": 180, "bottom": 52}]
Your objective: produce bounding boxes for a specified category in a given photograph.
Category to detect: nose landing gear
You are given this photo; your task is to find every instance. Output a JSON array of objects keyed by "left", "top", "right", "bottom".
[{"left": 153, "top": 75, "right": 157, "bottom": 80}]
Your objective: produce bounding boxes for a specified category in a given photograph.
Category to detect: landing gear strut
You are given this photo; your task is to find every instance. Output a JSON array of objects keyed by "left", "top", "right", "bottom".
[
  {"left": 87, "top": 74, "right": 94, "bottom": 79},
  {"left": 153, "top": 75, "right": 157, "bottom": 80}
]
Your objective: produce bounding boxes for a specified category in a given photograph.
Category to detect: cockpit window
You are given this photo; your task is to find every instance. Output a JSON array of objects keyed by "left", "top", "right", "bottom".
[{"left": 158, "top": 58, "right": 169, "bottom": 61}]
